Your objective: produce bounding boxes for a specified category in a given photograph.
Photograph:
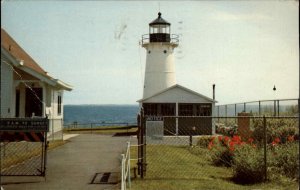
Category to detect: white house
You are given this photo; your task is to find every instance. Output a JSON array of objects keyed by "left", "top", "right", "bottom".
[
  {"left": 138, "top": 84, "right": 216, "bottom": 116},
  {"left": 1, "top": 28, "right": 73, "bottom": 137}
]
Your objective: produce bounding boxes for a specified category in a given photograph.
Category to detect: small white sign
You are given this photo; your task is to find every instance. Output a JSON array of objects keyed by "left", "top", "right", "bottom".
[{"left": 146, "top": 121, "right": 164, "bottom": 141}]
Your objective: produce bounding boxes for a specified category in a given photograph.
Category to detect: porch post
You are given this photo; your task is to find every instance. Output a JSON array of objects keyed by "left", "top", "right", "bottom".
[
  {"left": 176, "top": 102, "right": 178, "bottom": 135},
  {"left": 39, "top": 82, "right": 46, "bottom": 117},
  {"left": 19, "top": 83, "right": 26, "bottom": 117}
]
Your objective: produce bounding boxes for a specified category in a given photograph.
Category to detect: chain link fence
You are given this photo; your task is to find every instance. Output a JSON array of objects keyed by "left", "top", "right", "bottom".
[
  {"left": 216, "top": 99, "right": 299, "bottom": 117},
  {"left": 0, "top": 140, "right": 47, "bottom": 176},
  {"left": 132, "top": 115, "right": 299, "bottom": 189}
]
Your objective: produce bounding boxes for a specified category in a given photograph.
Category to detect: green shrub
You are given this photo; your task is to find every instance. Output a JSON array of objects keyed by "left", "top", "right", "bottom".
[
  {"left": 232, "top": 144, "right": 265, "bottom": 184},
  {"left": 270, "top": 142, "right": 299, "bottom": 179},
  {"left": 187, "top": 145, "right": 210, "bottom": 158},
  {"left": 216, "top": 124, "right": 238, "bottom": 137},
  {"left": 196, "top": 136, "right": 215, "bottom": 148},
  {"left": 210, "top": 146, "right": 233, "bottom": 167},
  {"left": 208, "top": 136, "right": 234, "bottom": 167},
  {"left": 251, "top": 118, "right": 298, "bottom": 145}
]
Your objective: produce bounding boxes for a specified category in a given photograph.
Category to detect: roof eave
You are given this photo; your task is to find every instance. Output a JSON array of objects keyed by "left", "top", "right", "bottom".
[
  {"left": 55, "top": 79, "right": 73, "bottom": 91},
  {"left": 2, "top": 47, "right": 73, "bottom": 90},
  {"left": 137, "top": 84, "right": 218, "bottom": 103},
  {"left": 20, "top": 66, "right": 57, "bottom": 86}
]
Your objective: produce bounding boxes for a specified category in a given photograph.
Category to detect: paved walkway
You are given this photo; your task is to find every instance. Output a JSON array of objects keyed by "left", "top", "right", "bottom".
[{"left": 1, "top": 134, "right": 130, "bottom": 190}]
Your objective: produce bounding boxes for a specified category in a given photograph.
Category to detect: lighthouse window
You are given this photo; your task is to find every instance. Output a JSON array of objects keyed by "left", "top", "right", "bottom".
[
  {"left": 148, "top": 50, "right": 151, "bottom": 54},
  {"left": 164, "top": 50, "right": 167, "bottom": 54}
]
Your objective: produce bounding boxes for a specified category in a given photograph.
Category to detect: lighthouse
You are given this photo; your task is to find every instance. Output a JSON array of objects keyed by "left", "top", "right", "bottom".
[
  {"left": 141, "top": 12, "right": 179, "bottom": 99},
  {"left": 138, "top": 12, "right": 217, "bottom": 135}
]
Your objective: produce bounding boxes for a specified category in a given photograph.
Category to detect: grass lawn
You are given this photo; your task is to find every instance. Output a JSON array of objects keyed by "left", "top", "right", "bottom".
[
  {"left": 1, "top": 140, "right": 66, "bottom": 170},
  {"left": 129, "top": 145, "right": 298, "bottom": 190}
]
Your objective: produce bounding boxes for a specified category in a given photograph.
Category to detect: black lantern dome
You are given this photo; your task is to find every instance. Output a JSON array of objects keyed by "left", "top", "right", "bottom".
[{"left": 149, "top": 12, "right": 171, "bottom": 42}]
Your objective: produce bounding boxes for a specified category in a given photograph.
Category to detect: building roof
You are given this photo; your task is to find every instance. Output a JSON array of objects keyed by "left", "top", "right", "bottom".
[
  {"left": 1, "top": 28, "right": 72, "bottom": 91},
  {"left": 149, "top": 12, "right": 170, "bottom": 26},
  {"left": 137, "top": 84, "right": 217, "bottom": 103}
]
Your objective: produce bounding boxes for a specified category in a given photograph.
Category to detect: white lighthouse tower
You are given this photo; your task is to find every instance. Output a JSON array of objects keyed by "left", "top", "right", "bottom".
[{"left": 142, "top": 12, "right": 179, "bottom": 99}]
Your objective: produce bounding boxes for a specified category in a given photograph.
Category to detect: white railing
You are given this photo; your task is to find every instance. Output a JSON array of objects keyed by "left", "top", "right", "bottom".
[{"left": 121, "top": 141, "right": 131, "bottom": 190}]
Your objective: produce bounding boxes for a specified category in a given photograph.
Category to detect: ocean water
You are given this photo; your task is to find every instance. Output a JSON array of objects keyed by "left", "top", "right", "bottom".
[{"left": 63, "top": 105, "right": 140, "bottom": 125}]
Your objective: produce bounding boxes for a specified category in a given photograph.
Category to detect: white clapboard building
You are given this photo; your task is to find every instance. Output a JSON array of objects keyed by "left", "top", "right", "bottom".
[
  {"left": 1, "top": 28, "right": 72, "bottom": 137},
  {"left": 138, "top": 13, "right": 217, "bottom": 135}
]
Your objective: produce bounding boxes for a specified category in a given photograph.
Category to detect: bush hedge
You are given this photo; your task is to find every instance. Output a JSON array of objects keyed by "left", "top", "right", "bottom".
[
  {"left": 232, "top": 144, "right": 265, "bottom": 184},
  {"left": 251, "top": 118, "right": 298, "bottom": 145},
  {"left": 270, "top": 142, "right": 299, "bottom": 179}
]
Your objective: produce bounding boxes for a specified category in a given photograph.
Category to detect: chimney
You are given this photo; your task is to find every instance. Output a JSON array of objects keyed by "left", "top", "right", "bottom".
[{"left": 213, "top": 84, "right": 215, "bottom": 100}]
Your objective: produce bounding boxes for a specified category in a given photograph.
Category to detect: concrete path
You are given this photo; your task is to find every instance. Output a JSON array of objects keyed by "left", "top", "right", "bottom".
[{"left": 1, "top": 134, "right": 131, "bottom": 190}]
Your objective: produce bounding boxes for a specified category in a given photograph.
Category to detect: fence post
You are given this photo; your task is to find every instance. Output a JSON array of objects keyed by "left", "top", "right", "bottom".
[
  {"left": 137, "top": 114, "right": 141, "bottom": 176},
  {"left": 121, "top": 154, "right": 125, "bottom": 190},
  {"left": 138, "top": 108, "right": 145, "bottom": 179},
  {"left": 140, "top": 112, "right": 145, "bottom": 179},
  {"left": 277, "top": 100, "right": 280, "bottom": 116},
  {"left": 217, "top": 106, "right": 220, "bottom": 122},
  {"left": 263, "top": 116, "right": 267, "bottom": 181},
  {"left": 273, "top": 100, "right": 276, "bottom": 116},
  {"left": 234, "top": 104, "right": 237, "bottom": 116},
  {"left": 225, "top": 105, "right": 228, "bottom": 125},
  {"left": 127, "top": 141, "right": 131, "bottom": 188},
  {"left": 259, "top": 101, "right": 261, "bottom": 116}
]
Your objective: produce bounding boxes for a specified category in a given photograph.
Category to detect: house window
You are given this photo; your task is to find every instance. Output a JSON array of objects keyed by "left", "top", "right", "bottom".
[
  {"left": 160, "top": 103, "right": 175, "bottom": 116},
  {"left": 57, "top": 94, "right": 62, "bottom": 115},
  {"left": 179, "top": 104, "right": 193, "bottom": 116},
  {"left": 143, "top": 103, "right": 158, "bottom": 116},
  {"left": 195, "top": 104, "right": 212, "bottom": 116}
]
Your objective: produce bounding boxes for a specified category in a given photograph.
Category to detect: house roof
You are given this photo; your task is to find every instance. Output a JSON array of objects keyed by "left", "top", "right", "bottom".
[
  {"left": 1, "top": 28, "right": 72, "bottom": 91},
  {"left": 137, "top": 84, "right": 217, "bottom": 103}
]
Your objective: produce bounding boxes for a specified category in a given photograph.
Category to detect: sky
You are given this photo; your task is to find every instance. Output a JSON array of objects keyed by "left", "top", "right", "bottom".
[{"left": 1, "top": 0, "right": 299, "bottom": 105}]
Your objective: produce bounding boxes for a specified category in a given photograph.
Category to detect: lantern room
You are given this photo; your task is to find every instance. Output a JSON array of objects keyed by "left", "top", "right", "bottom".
[{"left": 149, "top": 12, "right": 171, "bottom": 42}]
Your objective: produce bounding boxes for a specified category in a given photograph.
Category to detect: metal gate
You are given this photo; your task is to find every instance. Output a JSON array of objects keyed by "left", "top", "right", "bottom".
[
  {"left": 0, "top": 118, "right": 49, "bottom": 176},
  {"left": 137, "top": 109, "right": 214, "bottom": 178}
]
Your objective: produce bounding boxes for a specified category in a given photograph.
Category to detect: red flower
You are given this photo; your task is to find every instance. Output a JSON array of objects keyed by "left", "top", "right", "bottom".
[
  {"left": 218, "top": 136, "right": 223, "bottom": 142},
  {"left": 229, "top": 142, "right": 236, "bottom": 151},
  {"left": 287, "top": 135, "right": 294, "bottom": 142},
  {"left": 248, "top": 138, "right": 254, "bottom": 144},
  {"left": 224, "top": 136, "right": 230, "bottom": 142},
  {"left": 229, "top": 141, "right": 236, "bottom": 148},
  {"left": 274, "top": 137, "right": 280, "bottom": 143},
  {"left": 232, "top": 135, "right": 241, "bottom": 142},
  {"left": 208, "top": 141, "right": 214, "bottom": 150},
  {"left": 211, "top": 136, "right": 216, "bottom": 141}
]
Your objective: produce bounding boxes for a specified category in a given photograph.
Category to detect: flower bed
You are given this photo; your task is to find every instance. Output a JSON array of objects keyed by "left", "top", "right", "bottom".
[
  {"left": 215, "top": 123, "right": 238, "bottom": 137},
  {"left": 204, "top": 134, "right": 299, "bottom": 184}
]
